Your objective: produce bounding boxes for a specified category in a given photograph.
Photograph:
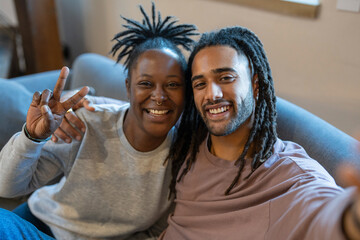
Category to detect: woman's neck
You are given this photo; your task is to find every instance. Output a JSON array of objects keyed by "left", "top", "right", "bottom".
[{"left": 123, "top": 110, "right": 166, "bottom": 152}]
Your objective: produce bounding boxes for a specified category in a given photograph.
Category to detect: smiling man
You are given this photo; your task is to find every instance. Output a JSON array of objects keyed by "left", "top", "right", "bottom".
[
  {"left": 192, "top": 46, "right": 256, "bottom": 138},
  {"left": 161, "top": 26, "right": 360, "bottom": 239}
]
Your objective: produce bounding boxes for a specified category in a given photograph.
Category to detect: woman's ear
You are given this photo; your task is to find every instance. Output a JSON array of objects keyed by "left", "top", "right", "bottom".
[
  {"left": 125, "top": 78, "right": 130, "bottom": 99},
  {"left": 252, "top": 74, "right": 259, "bottom": 100}
]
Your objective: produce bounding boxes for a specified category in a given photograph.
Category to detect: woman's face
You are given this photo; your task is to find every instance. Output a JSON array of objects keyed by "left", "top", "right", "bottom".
[{"left": 125, "top": 49, "right": 185, "bottom": 144}]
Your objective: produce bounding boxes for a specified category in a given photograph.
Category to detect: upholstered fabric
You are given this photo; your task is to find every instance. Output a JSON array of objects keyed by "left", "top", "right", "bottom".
[
  {"left": 0, "top": 79, "right": 32, "bottom": 150},
  {"left": 9, "top": 70, "right": 61, "bottom": 93},
  {"left": 70, "top": 53, "right": 128, "bottom": 102},
  {"left": 1, "top": 53, "right": 358, "bottom": 178},
  {"left": 276, "top": 97, "right": 360, "bottom": 177},
  {"left": 0, "top": 71, "right": 61, "bottom": 150}
]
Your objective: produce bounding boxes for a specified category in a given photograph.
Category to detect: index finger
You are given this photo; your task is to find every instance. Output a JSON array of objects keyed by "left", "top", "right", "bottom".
[
  {"left": 53, "top": 67, "right": 70, "bottom": 101},
  {"left": 62, "top": 86, "right": 90, "bottom": 111}
]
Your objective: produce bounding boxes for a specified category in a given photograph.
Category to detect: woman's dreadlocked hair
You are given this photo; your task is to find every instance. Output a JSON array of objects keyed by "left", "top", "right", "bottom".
[
  {"left": 110, "top": 2, "right": 198, "bottom": 78},
  {"left": 167, "top": 26, "right": 278, "bottom": 196}
]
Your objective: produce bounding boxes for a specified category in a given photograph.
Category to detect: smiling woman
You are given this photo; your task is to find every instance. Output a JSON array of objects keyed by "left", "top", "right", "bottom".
[
  {"left": 124, "top": 49, "right": 185, "bottom": 151},
  {"left": 0, "top": 3, "right": 198, "bottom": 239}
]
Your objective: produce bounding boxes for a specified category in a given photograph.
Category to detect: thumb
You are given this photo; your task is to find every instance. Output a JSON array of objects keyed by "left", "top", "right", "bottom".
[
  {"left": 41, "top": 105, "right": 54, "bottom": 123},
  {"left": 84, "top": 99, "right": 95, "bottom": 112}
]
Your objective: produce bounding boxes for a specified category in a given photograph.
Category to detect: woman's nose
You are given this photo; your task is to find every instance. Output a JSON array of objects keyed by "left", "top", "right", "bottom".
[{"left": 151, "top": 86, "right": 168, "bottom": 103}]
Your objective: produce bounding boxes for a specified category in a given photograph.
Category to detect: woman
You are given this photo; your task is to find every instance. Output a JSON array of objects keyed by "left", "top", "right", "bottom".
[{"left": 0, "top": 3, "right": 197, "bottom": 239}]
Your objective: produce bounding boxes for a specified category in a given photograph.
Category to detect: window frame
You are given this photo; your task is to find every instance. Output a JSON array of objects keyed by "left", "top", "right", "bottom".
[{"left": 209, "top": 0, "right": 320, "bottom": 18}]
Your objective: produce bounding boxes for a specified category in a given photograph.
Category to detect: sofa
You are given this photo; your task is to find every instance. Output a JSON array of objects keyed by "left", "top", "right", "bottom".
[{"left": 0, "top": 53, "right": 359, "bottom": 209}]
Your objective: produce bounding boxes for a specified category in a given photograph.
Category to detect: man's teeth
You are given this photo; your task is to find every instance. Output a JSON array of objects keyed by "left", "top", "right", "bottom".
[
  {"left": 149, "top": 109, "right": 168, "bottom": 115},
  {"left": 209, "top": 106, "right": 229, "bottom": 114}
]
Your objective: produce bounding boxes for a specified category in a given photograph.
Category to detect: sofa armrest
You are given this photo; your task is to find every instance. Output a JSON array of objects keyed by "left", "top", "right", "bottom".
[{"left": 276, "top": 97, "right": 360, "bottom": 177}]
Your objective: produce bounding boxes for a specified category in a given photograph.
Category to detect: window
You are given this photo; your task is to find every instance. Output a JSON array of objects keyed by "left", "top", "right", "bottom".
[{"left": 210, "top": 0, "right": 321, "bottom": 18}]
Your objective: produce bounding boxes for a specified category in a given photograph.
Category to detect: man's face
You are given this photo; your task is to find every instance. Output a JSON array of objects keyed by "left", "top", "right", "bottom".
[{"left": 191, "top": 45, "right": 258, "bottom": 136}]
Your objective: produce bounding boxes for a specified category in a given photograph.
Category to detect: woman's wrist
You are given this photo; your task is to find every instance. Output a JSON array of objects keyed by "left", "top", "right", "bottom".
[{"left": 24, "top": 124, "right": 51, "bottom": 142}]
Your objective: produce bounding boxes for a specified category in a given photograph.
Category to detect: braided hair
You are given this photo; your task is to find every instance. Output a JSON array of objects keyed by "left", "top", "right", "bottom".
[
  {"left": 167, "top": 26, "right": 278, "bottom": 196},
  {"left": 110, "top": 2, "right": 198, "bottom": 78}
]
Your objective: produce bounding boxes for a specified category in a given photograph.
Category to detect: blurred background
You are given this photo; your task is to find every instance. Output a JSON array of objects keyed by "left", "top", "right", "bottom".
[{"left": 0, "top": 0, "right": 359, "bottom": 137}]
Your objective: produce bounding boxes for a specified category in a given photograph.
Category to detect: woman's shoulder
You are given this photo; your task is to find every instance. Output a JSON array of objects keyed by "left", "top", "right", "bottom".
[{"left": 75, "top": 103, "right": 129, "bottom": 128}]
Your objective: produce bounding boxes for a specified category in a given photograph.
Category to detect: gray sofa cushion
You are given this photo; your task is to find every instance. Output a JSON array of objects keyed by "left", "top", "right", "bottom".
[
  {"left": 0, "top": 70, "right": 61, "bottom": 150},
  {"left": 277, "top": 97, "right": 360, "bottom": 177},
  {"left": 10, "top": 70, "right": 61, "bottom": 93},
  {"left": 0, "top": 79, "right": 32, "bottom": 150},
  {"left": 70, "top": 53, "right": 128, "bottom": 101}
]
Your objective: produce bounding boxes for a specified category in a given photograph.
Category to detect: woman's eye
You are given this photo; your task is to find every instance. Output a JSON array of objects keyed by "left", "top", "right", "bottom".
[
  {"left": 167, "top": 82, "right": 182, "bottom": 88},
  {"left": 138, "top": 81, "right": 152, "bottom": 87}
]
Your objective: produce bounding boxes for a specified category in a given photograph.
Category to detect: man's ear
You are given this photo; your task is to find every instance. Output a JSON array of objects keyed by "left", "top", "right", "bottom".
[
  {"left": 125, "top": 78, "right": 130, "bottom": 99},
  {"left": 252, "top": 74, "right": 259, "bottom": 100}
]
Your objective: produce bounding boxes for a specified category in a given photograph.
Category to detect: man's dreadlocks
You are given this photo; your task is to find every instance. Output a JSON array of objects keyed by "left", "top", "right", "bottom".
[
  {"left": 167, "top": 26, "right": 278, "bottom": 196},
  {"left": 110, "top": 2, "right": 198, "bottom": 78}
]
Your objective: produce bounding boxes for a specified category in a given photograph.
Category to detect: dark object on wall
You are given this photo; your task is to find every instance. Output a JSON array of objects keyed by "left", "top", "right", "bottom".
[
  {"left": 14, "top": 0, "right": 64, "bottom": 75},
  {"left": 0, "top": 12, "right": 22, "bottom": 78}
]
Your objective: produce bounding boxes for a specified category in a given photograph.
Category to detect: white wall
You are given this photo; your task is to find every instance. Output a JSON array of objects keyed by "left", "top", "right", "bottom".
[
  {"left": 0, "top": 0, "right": 17, "bottom": 25},
  {"left": 2, "top": 0, "right": 360, "bottom": 137}
]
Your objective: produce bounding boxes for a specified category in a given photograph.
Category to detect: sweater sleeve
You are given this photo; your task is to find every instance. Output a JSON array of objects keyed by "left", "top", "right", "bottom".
[{"left": 0, "top": 125, "right": 77, "bottom": 198}]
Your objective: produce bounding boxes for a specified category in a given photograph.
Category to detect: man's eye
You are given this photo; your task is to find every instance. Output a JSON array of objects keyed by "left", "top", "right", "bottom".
[
  {"left": 193, "top": 82, "right": 205, "bottom": 89},
  {"left": 220, "top": 76, "right": 234, "bottom": 81}
]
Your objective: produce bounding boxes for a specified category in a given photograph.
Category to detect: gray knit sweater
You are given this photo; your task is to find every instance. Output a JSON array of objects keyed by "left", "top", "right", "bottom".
[{"left": 0, "top": 104, "right": 173, "bottom": 240}]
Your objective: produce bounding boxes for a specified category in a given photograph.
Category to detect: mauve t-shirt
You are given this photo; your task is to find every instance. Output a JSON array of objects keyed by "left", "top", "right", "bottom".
[{"left": 161, "top": 138, "right": 356, "bottom": 240}]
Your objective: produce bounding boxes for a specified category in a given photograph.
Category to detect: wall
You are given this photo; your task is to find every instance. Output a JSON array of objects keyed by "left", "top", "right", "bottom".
[
  {"left": 1, "top": 0, "right": 359, "bottom": 137},
  {"left": 0, "top": 0, "right": 17, "bottom": 25}
]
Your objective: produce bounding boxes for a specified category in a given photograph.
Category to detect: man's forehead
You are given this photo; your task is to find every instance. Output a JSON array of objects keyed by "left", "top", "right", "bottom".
[{"left": 192, "top": 45, "right": 250, "bottom": 73}]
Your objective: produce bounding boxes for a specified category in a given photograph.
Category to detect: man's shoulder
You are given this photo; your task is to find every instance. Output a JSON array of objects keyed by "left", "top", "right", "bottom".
[{"left": 269, "top": 139, "right": 335, "bottom": 182}]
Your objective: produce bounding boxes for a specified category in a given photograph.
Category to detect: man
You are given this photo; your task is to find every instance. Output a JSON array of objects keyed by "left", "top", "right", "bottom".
[{"left": 162, "top": 26, "right": 360, "bottom": 239}]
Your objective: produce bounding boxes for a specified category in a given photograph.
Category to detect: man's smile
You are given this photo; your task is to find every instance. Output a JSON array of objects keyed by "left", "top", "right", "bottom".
[{"left": 208, "top": 105, "right": 230, "bottom": 114}]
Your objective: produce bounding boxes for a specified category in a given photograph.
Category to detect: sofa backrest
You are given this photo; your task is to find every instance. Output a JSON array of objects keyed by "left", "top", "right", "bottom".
[
  {"left": 70, "top": 53, "right": 128, "bottom": 102},
  {"left": 1, "top": 53, "right": 358, "bottom": 180},
  {"left": 276, "top": 97, "right": 360, "bottom": 178}
]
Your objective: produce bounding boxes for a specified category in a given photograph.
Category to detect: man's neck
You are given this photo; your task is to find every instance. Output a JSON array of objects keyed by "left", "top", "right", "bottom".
[{"left": 209, "top": 118, "right": 254, "bottom": 162}]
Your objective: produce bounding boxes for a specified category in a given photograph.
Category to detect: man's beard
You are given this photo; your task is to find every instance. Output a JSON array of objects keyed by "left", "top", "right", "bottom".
[{"left": 201, "top": 90, "right": 255, "bottom": 137}]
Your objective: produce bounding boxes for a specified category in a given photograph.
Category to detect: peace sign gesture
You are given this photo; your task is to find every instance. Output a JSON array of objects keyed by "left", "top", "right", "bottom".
[{"left": 25, "top": 67, "right": 89, "bottom": 140}]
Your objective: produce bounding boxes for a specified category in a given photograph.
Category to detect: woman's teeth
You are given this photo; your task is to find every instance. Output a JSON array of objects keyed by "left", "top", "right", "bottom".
[{"left": 149, "top": 109, "right": 168, "bottom": 115}]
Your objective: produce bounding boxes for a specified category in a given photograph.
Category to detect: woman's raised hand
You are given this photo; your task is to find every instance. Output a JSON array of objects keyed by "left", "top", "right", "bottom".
[{"left": 25, "top": 67, "right": 89, "bottom": 140}]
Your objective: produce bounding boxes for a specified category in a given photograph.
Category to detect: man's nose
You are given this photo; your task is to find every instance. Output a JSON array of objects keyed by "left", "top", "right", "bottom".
[{"left": 204, "top": 82, "right": 223, "bottom": 101}]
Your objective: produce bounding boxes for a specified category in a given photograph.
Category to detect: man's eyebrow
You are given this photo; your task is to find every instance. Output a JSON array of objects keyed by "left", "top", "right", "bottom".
[
  {"left": 191, "top": 74, "right": 204, "bottom": 82},
  {"left": 191, "top": 68, "right": 237, "bottom": 82},
  {"left": 212, "top": 67, "right": 237, "bottom": 74}
]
